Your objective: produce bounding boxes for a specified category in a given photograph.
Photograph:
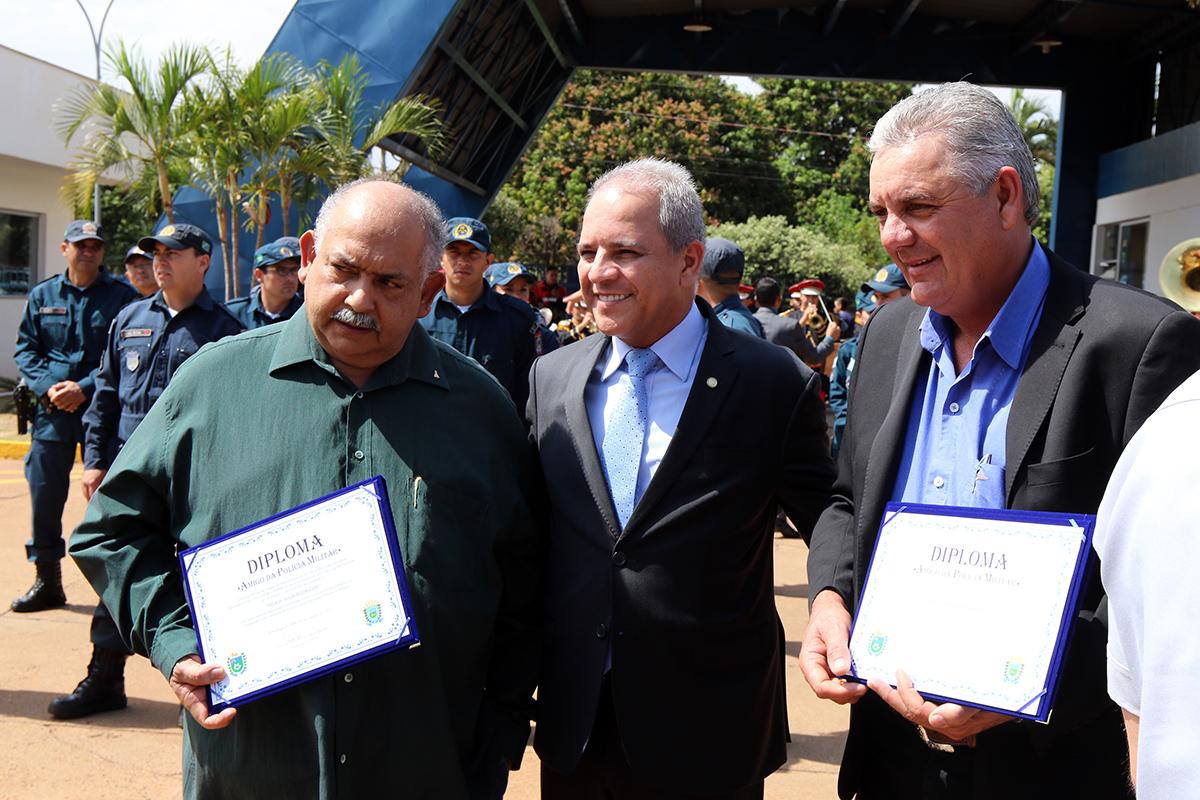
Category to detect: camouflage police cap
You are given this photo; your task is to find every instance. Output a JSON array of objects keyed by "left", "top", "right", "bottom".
[
  {"left": 445, "top": 217, "right": 490, "bottom": 254},
  {"left": 64, "top": 220, "right": 104, "bottom": 244},
  {"left": 138, "top": 223, "right": 213, "bottom": 255},
  {"left": 255, "top": 237, "right": 302, "bottom": 268}
]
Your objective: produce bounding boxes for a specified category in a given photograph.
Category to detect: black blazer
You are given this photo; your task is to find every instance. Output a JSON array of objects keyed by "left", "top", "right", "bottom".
[
  {"left": 527, "top": 300, "right": 835, "bottom": 795},
  {"left": 808, "top": 250, "right": 1200, "bottom": 799}
]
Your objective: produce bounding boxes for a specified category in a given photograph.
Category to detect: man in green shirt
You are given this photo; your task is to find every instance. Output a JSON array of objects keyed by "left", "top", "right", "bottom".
[{"left": 70, "top": 179, "right": 542, "bottom": 799}]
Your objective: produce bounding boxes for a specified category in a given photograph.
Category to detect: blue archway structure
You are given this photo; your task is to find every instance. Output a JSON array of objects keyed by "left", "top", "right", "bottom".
[{"left": 198, "top": 0, "right": 1200, "bottom": 299}]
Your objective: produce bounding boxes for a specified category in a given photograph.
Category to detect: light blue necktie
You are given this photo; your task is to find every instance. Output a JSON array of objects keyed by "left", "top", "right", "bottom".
[{"left": 602, "top": 347, "right": 659, "bottom": 530}]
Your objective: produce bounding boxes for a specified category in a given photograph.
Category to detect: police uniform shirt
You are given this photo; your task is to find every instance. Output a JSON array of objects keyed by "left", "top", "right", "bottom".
[
  {"left": 223, "top": 287, "right": 303, "bottom": 330},
  {"left": 82, "top": 290, "right": 244, "bottom": 468},
  {"left": 418, "top": 283, "right": 556, "bottom": 413},
  {"left": 14, "top": 271, "right": 139, "bottom": 442}
]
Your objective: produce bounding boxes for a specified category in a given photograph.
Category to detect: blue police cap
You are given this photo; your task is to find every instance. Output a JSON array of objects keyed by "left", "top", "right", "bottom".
[
  {"left": 700, "top": 237, "right": 745, "bottom": 285},
  {"left": 255, "top": 237, "right": 301, "bottom": 268},
  {"left": 64, "top": 220, "right": 104, "bottom": 243},
  {"left": 855, "top": 287, "right": 877, "bottom": 313},
  {"left": 486, "top": 262, "right": 535, "bottom": 287},
  {"left": 138, "top": 223, "right": 213, "bottom": 255},
  {"left": 862, "top": 263, "right": 909, "bottom": 294},
  {"left": 446, "top": 217, "right": 490, "bottom": 254},
  {"left": 123, "top": 244, "right": 151, "bottom": 264}
]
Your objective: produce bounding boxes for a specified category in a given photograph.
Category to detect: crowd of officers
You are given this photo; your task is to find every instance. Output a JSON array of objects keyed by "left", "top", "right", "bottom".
[{"left": 11, "top": 210, "right": 896, "bottom": 722}]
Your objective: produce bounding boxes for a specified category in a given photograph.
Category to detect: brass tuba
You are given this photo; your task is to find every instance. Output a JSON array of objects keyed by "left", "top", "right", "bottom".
[{"left": 1159, "top": 238, "right": 1200, "bottom": 312}]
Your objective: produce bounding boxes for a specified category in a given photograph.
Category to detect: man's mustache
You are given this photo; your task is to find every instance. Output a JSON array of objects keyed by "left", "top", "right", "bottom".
[{"left": 331, "top": 306, "right": 379, "bottom": 331}]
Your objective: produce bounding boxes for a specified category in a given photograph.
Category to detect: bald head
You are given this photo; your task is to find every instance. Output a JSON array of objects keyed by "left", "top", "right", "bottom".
[{"left": 313, "top": 178, "right": 446, "bottom": 275}]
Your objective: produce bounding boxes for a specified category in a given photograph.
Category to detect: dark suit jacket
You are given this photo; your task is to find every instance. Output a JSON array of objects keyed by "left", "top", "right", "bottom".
[
  {"left": 808, "top": 249, "right": 1200, "bottom": 799},
  {"left": 528, "top": 300, "right": 836, "bottom": 795}
]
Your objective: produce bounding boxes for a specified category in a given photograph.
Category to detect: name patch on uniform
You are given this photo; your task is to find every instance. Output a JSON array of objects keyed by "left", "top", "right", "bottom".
[
  {"left": 39, "top": 307, "right": 67, "bottom": 315},
  {"left": 120, "top": 328, "right": 153, "bottom": 339}
]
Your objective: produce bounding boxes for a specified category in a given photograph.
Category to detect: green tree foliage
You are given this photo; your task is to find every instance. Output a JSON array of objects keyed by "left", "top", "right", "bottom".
[
  {"left": 496, "top": 71, "right": 908, "bottom": 279},
  {"left": 707, "top": 215, "right": 874, "bottom": 299},
  {"left": 499, "top": 70, "right": 783, "bottom": 263},
  {"left": 1008, "top": 89, "right": 1059, "bottom": 244}
]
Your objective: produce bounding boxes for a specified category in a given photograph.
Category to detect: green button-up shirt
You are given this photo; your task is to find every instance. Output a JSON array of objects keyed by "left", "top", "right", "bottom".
[{"left": 70, "top": 313, "right": 543, "bottom": 800}]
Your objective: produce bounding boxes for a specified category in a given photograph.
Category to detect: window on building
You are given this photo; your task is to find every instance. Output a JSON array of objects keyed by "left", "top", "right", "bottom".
[
  {"left": 1094, "top": 219, "right": 1149, "bottom": 287},
  {"left": 0, "top": 211, "right": 39, "bottom": 295}
]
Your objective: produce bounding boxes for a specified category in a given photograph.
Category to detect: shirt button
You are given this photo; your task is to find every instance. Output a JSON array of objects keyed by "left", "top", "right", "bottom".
[
  {"left": 949, "top": 402, "right": 960, "bottom": 413},
  {"left": 353, "top": 449, "right": 364, "bottom": 461},
  {"left": 344, "top": 673, "right": 353, "bottom": 683},
  {"left": 595, "top": 623, "right": 608, "bottom": 639},
  {"left": 339, "top": 754, "right": 347, "bottom": 765},
  {"left": 612, "top": 551, "right": 627, "bottom": 567},
  {"left": 933, "top": 476, "right": 946, "bottom": 489}
]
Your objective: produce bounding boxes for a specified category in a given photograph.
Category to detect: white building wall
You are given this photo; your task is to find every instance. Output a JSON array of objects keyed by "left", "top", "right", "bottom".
[
  {"left": 0, "top": 46, "right": 103, "bottom": 380},
  {"left": 1094, "top": 172, "right": 1200, "bottom": 299}
]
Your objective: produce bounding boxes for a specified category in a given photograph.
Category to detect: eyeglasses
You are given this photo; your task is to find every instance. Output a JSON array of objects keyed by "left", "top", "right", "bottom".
[{"left": 263, "top": 265, "right": 300, "bottom": 276}]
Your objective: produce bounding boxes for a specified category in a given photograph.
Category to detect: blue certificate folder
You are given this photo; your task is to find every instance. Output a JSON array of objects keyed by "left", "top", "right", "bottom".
[
  {"left": 179, "top": 476, "right": 420, "bottom": 713},
  {"left": 845, "top": 502, "right": 1096, "bottom": 723}
]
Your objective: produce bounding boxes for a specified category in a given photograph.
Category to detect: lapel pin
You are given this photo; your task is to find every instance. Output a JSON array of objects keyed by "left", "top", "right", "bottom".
[
  {"left": 706, "top": 377, "right": 718, "bottom": 388},
  {"left": 433, "top": 370, "right": 440, "bottom": 379}
]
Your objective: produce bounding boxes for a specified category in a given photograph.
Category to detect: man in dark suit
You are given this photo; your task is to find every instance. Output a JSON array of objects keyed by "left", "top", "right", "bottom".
[
  {"left": 528, "top": 158, "right": 836, "bottom": 799},
  {"left": 800, "top": 82, "right": 1200, "bottom": 799}
]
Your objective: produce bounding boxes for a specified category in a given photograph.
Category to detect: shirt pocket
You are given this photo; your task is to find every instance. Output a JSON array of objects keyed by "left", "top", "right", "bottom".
[
  {"left": 38, "top": 313, "right": 70, "bottom": 350},
  {"left": 115, "top": 339, "right": 150, "bottom": 376}
]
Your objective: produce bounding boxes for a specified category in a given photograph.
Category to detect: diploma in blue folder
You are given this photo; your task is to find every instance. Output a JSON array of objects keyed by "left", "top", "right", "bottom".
[
  {"left": 179, "top": 476, "right": 420, "bottom": 712},
  {"left": 847, "top": 503, "right": 1094, "bottom": 722}
]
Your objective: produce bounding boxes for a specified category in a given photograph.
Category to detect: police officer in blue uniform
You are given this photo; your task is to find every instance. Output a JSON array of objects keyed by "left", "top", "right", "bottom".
[
  {"left": 122, "top": 244, "right": 157, "bottom": 297},
  {"left": 696, "top": 237, "right": 765, "bottom": 338},
  {"left": 11, "top": 220, "right": 139, "bottom": 613},
  {"left": 223, "top": 236, "right": 304, "bottom": 329},
  {"left": 47, "top": 222, "right": 243, "bottom": 720},
  {"left": 487, "top": 261, "right": 561, "bottom": 356},
  {"left": 828, "top": 263, "right": 909, "bottom": 458},
  {"left": 419, "top": 218, "right": 555, "bottom": 413}
]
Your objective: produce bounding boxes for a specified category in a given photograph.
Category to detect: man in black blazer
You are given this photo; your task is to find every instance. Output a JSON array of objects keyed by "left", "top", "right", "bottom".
[
  {"left": 801, "top": 82, "right": 1200, "bottom": 799},
  {"left": 528, "top": 158, "right": 835, "bottom": 799}
]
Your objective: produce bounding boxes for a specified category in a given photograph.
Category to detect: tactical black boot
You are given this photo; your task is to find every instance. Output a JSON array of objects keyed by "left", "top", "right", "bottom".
[
  {"left": 10, "top": 560, "right": 67, "bottom": 612},
  {"left": 47, "top": 647, "right": 128, "bottom": 719}
]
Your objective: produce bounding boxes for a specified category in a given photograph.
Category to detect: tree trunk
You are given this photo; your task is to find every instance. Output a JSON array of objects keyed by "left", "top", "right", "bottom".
[
  {"left": 256, "top": 185, "right": 268, "bottom": 250},
  {"left": 226, "top": 172, "right": 241, "bottom": 300},
  {"left": 214, "top": 198, "right": 232, "bottom": 298},
  {"left": 279, "top": 173, "right": 292, "bottom": 238},
  {"left": 157, "top": 160, "right": 175, "bottom": 223}
]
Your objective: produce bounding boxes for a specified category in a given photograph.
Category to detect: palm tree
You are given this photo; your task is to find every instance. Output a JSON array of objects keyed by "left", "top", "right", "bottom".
[
  {"left": 57, "top": 41, "right": 209, "bottom": 223},
  {"left": 238, "top": 54, "right": 309, "bottom": 249},
  {"left": 186, "top": 48, "right": 251, "bottom": 298},
  {"left": 309, "top": 55, "right": 446, "bottom": 187},
  {"left": 1009, "top": 89, "right": 1058, "bottom": 166}
]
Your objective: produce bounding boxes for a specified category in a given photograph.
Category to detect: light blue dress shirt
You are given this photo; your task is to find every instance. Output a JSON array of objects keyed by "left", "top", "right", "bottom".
[
  {"left": 586, "top": 303, "right": 707, "bottom": 510},
  {"left": 891, "top": 241, "right": 1051, "bottom": 508}
]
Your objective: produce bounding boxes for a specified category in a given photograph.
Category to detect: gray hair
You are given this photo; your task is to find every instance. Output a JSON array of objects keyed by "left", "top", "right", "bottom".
[
  {"left": 312, "top": 177, "right": 446, "bottom": 275},
  {"left": 868, "top": 82, "right": 1041, "bottom": 226},
  {"left": 588, "top": 158, "right": 705, "bottom": 251}
]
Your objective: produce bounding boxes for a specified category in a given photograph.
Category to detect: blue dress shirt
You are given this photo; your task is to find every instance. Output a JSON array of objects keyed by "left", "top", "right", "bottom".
[
  {"left": 586, "top": 303, "right": 707, "bottom": 509},
  {"left": 891, "top": 242, "right": 1051, "bottom": 508}
]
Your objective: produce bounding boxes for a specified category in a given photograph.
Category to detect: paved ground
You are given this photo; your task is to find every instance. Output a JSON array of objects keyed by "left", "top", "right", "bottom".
[{"left": 0, "top": 450, "right": 847, "bottom": 799}]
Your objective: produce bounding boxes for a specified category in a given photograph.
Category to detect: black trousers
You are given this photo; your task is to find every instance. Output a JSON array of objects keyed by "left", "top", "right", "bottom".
[{"left": 541, "top": 676, "right": 765, "bottom": 800}]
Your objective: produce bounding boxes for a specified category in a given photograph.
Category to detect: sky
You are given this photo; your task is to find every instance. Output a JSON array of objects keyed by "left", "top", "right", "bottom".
[{"left": 3, "top": 0, "right": 1059, "bottom": 118}]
